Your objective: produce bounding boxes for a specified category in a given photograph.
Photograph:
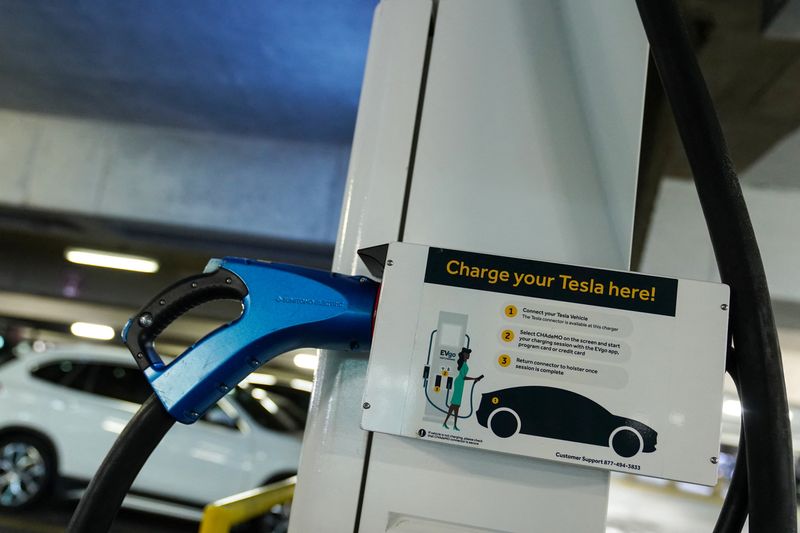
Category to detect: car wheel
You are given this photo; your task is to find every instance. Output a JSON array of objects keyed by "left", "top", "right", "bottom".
[
  {"left": 488, "top": 408, "right": 520, "bottom": 438},
  {"left": 609, "top": 427, "right": 643, "bottom": 458},
  {"left": 0, "top": 434, "right": 55, "bottom": 510}
]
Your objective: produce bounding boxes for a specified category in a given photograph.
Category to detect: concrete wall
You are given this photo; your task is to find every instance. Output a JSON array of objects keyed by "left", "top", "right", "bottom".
[
  {"left": 640, "top": 127, "right": 800, "bottom": 303},
  {"left": 640, "top": 127, "right": 800, "bottom": 402},
  {"left": 0, "top": 109, "right": 350, "bottom": 243}
]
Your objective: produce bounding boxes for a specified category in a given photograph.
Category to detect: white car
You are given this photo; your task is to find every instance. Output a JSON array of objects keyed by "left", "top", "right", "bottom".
[{"left": 0, "top": 344, "right": 304, "bottom": 519}]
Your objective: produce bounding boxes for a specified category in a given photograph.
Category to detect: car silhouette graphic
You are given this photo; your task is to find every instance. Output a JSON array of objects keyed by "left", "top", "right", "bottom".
[{"left": 475, "top": 386, "right": 657, "bottom": 458}]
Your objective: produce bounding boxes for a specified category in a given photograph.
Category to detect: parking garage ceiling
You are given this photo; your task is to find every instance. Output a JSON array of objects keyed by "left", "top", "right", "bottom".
[
  {"left": 0, "top": 0, "right": 799, "bottom": 356},
  {"left": 632, "top": 0, "right": 800, "bottom": 265},
  {"left": 0, "top": 0, "right": 377, "bottom": 348},
  {"left": 0, "top": 0, "right": 796, "bottom": 158},
  {"left": 0, "top": 0, "right": 377, "bottom": 142},
  {"left": 667, "top": 0, "right": 800, "bottom": 176}
]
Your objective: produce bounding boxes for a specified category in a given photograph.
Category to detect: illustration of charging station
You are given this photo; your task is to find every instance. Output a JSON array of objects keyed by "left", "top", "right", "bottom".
[
  {"left": 421, "top": 311, "right": 475, "bottom": 423},
  {"left": 65, "top": 1, "right": 796, "bottom": 532}
]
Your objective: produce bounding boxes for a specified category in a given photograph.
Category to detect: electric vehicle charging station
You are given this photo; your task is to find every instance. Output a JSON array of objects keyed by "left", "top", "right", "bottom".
[
  {"left": 289, "top": 1, "right": 654, "bottom": 531},
  {"left": 63, "top": 0, "right": 797, "bottom": 531}
]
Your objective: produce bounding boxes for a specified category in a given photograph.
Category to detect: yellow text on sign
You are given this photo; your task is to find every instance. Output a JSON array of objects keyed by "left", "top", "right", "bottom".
[
  {"left": 501, "top": 330, "right": 515, "bottom": 342},
  {"left": 498, "top": 354, "right": 511, "bottom": 367}
]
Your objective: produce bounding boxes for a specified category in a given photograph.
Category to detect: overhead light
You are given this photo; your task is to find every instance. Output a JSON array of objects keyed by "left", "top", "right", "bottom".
[
  {"left": 293, "top": 353, "right": 318, "bottom": 370},
  {"left": 244, "top": 374, "right": 278, "bottom": 386},
  {"left": 249, "top": 388, "right": 279, "bottom": 413},
  {"left": 70, "top": 322, "right": 115, "bottom": 341},
  {"left": 722, "top": 399, "right": 742, "bottom": 417},
  {"left": 290, "top": 379, "right": 313, "bottom": 392},
  {"left": 259, "top": 397, "right": 279, "bottom": 414},
  {"left": 250, "top": 388, "right": 268, "bottom": 400},
  {"left": 65, "top": 247, "right": 159, "bottom": 274}
]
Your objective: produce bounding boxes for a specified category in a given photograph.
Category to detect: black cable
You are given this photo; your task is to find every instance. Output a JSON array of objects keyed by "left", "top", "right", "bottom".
[
  {"left": 713, "top": 357, "right": 749, "bottom": 533},
  {"left": 636, "top": 1, "right": 796, "bottom": 531},
  {"left": 66, "top": 395, "right": 175, "bottom": 533},
  {"left": 713, "top": 432, "right": 748, "bottom": 533}
]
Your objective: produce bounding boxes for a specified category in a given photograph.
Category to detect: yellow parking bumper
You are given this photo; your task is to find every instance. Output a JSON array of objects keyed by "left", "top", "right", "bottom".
[{"left": 199, "top": 476, "right": 296, "bottom": 533}]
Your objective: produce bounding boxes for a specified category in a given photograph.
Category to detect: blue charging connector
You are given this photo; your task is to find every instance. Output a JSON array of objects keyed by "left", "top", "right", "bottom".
[{"left": 121, "top": 257, "right": 378, "bottom": 424}]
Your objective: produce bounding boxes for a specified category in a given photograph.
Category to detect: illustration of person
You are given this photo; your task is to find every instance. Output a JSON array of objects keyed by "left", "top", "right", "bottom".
[{"left": 443, "top": 347, "right": 483, "bottom": 431}]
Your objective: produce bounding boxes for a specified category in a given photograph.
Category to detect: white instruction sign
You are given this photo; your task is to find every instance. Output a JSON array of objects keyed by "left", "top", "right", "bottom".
[{"left": 361, "top": 243, "right": 730, "bottom": 485}]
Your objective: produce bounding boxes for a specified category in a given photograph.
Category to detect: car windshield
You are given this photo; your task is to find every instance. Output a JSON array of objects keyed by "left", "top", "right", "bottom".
[{"left": 232, "top": 383, "right": 309, "bottom": 433}]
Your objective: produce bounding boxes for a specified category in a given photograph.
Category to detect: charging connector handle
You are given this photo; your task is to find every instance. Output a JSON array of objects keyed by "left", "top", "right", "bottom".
[{"left": 122, "top": 257, "right": 378, "bottom": 424}]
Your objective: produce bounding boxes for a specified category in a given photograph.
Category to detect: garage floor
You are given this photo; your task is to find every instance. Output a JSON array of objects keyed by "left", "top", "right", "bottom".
[
  {"left": 0, "top": 501, "right": 195, "bottom": 533},
  {"left": 4, "top": 478, "right": 795, "bottom": 532}
]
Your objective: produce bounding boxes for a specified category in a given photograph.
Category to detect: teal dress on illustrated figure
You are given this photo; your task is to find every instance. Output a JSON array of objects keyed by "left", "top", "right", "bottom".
[{"left": 451, "top": 362, "right": 469, "bottom": 406}]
